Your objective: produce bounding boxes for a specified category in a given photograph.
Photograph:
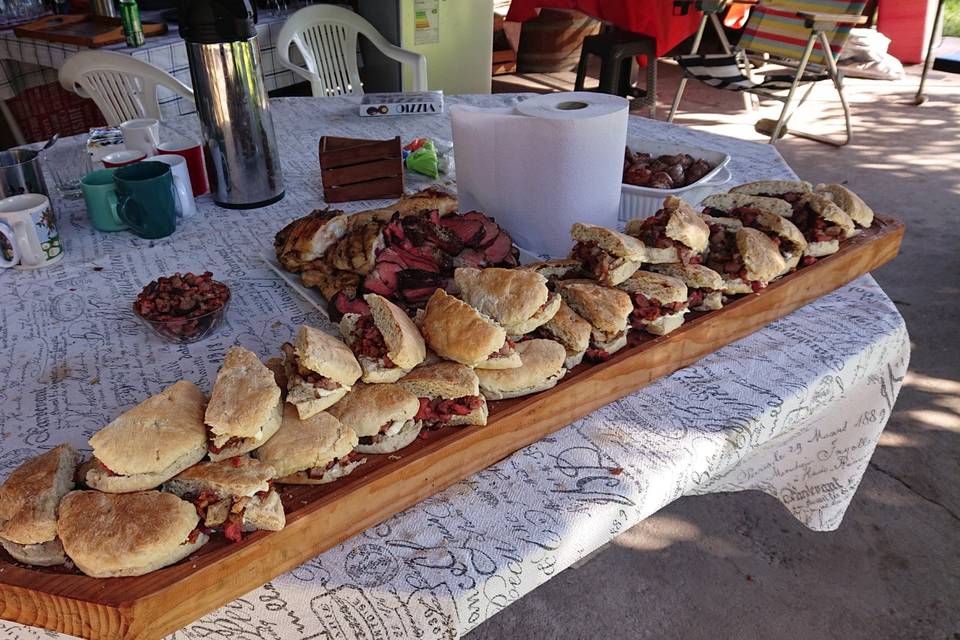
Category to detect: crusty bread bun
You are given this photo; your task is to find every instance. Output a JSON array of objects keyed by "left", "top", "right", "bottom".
[
  {"left": 365, "top": 293, "right": 426, "bottom": 370},
  {"left": 1, "top": 537, "right": 67, "bottom": 566},
  {"left": 355, "top": 422, "right": 421, "bottom": 454},
  {"left": 397, "top": 362, "right": 480, "bottom": 399},
  {"left": 454, "top": 267, "right": 559, "bottom": 335},
  {"left": 58, "top": 490, "right": 208, "bottom": 578},
  {"left": 662, "top": 196, "right": 709, "bottom": 254},
  {"left": 644, "top": 310, "right": 687, "bottom": 336},
  {"left": 279, "top": 456, "right": 366, "bottom": 485},
  {"left": 164, "top": 456, "right": 275, "bottom": 499},
  {"left": 729, "top": 180, "right": 812, "bottom": 198},
  {"left": 339, "top": 314, "right": 406, "bottom": 384},
  {"left": 700, "top": 193, "right": 794, "bottom": 219},
  {"left": 814, "top": 183, "right": 874, "bottom": 229},
  {"left": 242, "top": 490, "right": 286, "bottom": 532},
  {"left": 570, "top": 223, "right": 645, "bottom": 258},
  {"left": 564, "top": 351, "right": 586, "bottom": 369},
  {"left": 294, "top": 325, "right": 363, "bottom": 386},
  {"left": 87, "top": 381, "right": 207, "bottom": 491},
  {"left": 538, "top": 300, "right": 591, "bottom": 360},
  {"left": 327, "top": 382, "right": 419, "bottom": 439},
  {"left": 519, "top": 258, "right": 585, "bottom": 282},
  {"left": 618, "top": 271, "right": 688, "bottom": 306},
  {"left": 800, "top": 193, "right": 856, "bottom": 240},
  {"left": 254, "top": 405, "right": 359, "bottom": 480},
  {"left": 419, "top": 289, "right": 520, "bottom": 369},
  {"left": 0, "top": 445, "right": 78, "bottom": 547},
  {"left": 738, "top": 227, "right": 787, "bottom": 284},
  {"left": 593, "top": 331, "right": 628, "bottom": 356},
  {"left": 478, "top": 339, "right": 567, "bottom": 400},
  {"left": 207, "top": 401, "right": 282, "bottom": 462},
  {"left": 556, "top": 281, "right": 632, "bottom": 344},
  {"left": 648, "top": 262, "right": 724, "bottom": 292},
  {"left": 205, "top": 347, "right": 282, "bottom": 451}
]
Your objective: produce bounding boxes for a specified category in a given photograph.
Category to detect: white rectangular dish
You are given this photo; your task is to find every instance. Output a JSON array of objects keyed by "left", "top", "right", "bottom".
[{"left": 620, "top": 139, "right": 732, "bottom": 222}]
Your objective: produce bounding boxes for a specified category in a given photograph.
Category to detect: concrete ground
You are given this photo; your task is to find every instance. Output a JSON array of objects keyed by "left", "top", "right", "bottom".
[{"left": 471, "top": 62, "right": 960, "bottom": 639}]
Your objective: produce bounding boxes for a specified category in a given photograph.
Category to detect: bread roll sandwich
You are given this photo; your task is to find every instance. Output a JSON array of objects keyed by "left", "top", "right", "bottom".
[
  {"left": 534, "top": 300, "right": 592, "bottom": 368},
  {"left": 477, "top": 339, "right": 567, "bottom": 400},
  {"left": 163, "top": 456, "right": 284, "bottom": 542},
  {"left": 281, "top": 325, "right": 362, "bottom": 419},
  {"left": 701, "top": 218, "right": 786, "bottom": 294},
  {"left": 555, "top": 281, "right": 633, "bottom": 361},
  {"left": 86, "top": 381, "right": 207, "bottom": 493},
  {"left": 729, "top": 179, "right": 812, "bottom": 212},
  {"left": 618, "top": 271, "right": 689, "bottom": 336},
  {"left": 339, "top": 293, "right": 426, "bottom": 383},
  {"left": 419, "top": 289, "right": 520, "bottom": 369},
  {"left": 0, "top": 444, "right": 79, "bottom": 566},
  {"left": 569, "top": 223, "right": 644, "bottom": 285},
  {"left": 519, "top": 258, "right": 585, "bottom": 285},
  {"left": 454, "top": 267, "right": 560, "bottom": 337},
  {"left": 329, "top": 383, "right": 421, "bottom": 453},
  {"left": 397, "top": 362, "right": 488, "bottom": 429},
  {"left": 624, "top": 196, "right": 710, "bottom": 263},
  {"left": 701, "top": 194, "right": 808, "bottom": 273},
  {"left": 255, "top": 406, "right": 364, "bottom": 484},
  {"left": 57, "top": 490, "right": 208, "bottom": 577},
  {"left": 791, "top": 193, "right": 855, "bottom": 258},
  {"left": 814, "top": 183, "right": 874, "bottom": 230},
  {"left": 205, "top": 347, "right": 283, "bottom": 461},
  {"left": 649, "top": 263, "right": 725, "bottom": 312}
]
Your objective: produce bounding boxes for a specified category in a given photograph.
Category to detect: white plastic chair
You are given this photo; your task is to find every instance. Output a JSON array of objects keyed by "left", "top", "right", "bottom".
[
  {"left": 59, "top": 51, "right": 195, "bottom": 125},
  {"left": 277, "top": 5, "right": 428, "bottom": 97}
]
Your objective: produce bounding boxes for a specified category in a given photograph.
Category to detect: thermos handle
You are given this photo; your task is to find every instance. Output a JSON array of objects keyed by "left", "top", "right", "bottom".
[{"left": 0, "top": 221, "right": 19, "bottom": 268}]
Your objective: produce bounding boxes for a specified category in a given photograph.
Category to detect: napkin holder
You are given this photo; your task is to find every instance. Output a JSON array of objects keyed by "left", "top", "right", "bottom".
[{"left": 319, "top": 136, "right": 404, "bottom": 203}]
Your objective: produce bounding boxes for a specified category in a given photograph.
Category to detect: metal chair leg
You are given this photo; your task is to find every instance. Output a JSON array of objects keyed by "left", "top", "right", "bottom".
[
  {"left": 667, "top": 13, "right": 709, "bottom": 122},
  {"left": 574, "top": 49, "right": 589, "bottom": 92},
  {"left": 707, "top": 12, "right": 753, "bottom": 111},
  {"left": 915, "top": 0, "right": 945, "bottom": 104},
  {"left": 768, "top": 33, "right": 817, "bottom": 143},
  {"left": 781, "top": 32, "right": 853, "bottom": 147}
]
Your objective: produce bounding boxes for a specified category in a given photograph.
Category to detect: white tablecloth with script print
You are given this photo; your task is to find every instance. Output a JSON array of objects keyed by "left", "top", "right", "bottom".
[{"left": 0, "top": 95, "right": 909, "bottom": 639}]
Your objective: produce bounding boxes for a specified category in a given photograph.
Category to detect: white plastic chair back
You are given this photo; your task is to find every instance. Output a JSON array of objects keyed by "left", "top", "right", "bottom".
[
  {"left": 59, "top": 50, "right": 195, "bottom": 125},
  {"left": 278, "top": 5, "right": 428, "bottom": 97}
]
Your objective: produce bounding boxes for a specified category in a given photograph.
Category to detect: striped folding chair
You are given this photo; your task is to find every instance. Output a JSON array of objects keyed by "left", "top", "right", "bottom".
[{"left": 667, "top": 0, "right": 868, "bottom": 146}]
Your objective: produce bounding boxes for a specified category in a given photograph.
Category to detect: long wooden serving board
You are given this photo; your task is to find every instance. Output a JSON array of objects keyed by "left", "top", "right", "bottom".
[{"left": 0, "top": 216, "right": 904, "bottom": 639}]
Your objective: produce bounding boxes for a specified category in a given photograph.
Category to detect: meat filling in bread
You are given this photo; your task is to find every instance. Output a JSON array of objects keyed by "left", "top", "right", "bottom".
[
  {"left": 628, "top": 210, "right": 701, "bottom": 264},
  {"left": 206, "top": 429, "right": 245, "bottom": 455},
  {"left": 570, "top": 242, "right": 619, "bottom": 281},
  {"left": 585, "top": 347, "right": 613, "bottom": 363},
  {"left": 757, "top": 191, "right": 806, "bottom": 212},
  {"left": 357, "top": 419, "right": 410, "bottom": 445},
  {"left": 487, "top": 339, "right": 516, "bottom": 361},
  {"left": 628, "top": 293, "right": 687, "bottom": 328},
  {"left": 415, "top": 396, "right": 485, "bottom": 429},
  {"left": 348, "top": 315, "right": 396, "bottom": 369},
  {"left": 184, "top": 483, "right": 273, "bottom": 543},
  {"left": 704, "top": 224, "right": 765, "bottom": 292},
  {"left": 705, "top": 206, "right": 808, "bottom": 268},
  {"left": 306, "top": 451, "right": 364, "bottom": 480},
  {"left": 686, "top": 288, "right": 718, "bottom": 310},
  {"left": 282, "top": 342, "right": 343, "bottom": 393},
  {"left": 790, "top": 204, "right": 846, "bottom": 261}
]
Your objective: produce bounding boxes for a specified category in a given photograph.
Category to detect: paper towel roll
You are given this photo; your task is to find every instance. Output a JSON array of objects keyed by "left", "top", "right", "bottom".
[{"left": 451, "top": 92, "right": 628, "bottom": 257}]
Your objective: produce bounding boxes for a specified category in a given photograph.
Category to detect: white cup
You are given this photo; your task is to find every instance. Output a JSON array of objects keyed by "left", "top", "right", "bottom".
[
  {"left": 120, "top": 118, "right": 160, "bottom": 157},
  {"left": 102, "top": 149, "right": 146, "bottom": 168},
  {"left": 0, "top": 194, "right": 64, "bottom": 269},
  {"left": 150, "top": 154, "right": 197, "bottom": 218}
]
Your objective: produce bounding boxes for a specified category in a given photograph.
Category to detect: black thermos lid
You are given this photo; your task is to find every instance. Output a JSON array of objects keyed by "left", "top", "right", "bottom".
[{"left": 178, "top": 0, "right": 258, "bottom": 44}]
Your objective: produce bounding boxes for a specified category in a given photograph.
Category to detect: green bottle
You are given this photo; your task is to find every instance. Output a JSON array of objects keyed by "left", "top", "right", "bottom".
[{"left": 119, "top": 0, "right": 145, "bottom": 48}]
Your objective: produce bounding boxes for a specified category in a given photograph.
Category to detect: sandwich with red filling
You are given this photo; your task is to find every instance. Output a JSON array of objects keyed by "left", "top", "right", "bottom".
[
  {"left": 204, "top": 347, "right": 283, "bottom": 461},
  {"left": 328, "top": 383, "right": 421, "bottom": 453},
  {"left": 163, "top": 456, "right": 284, "bottom": 543},
  {"left": 701, "top": 219, "right": 786, "bottom": 294},
  {"left": 454, "top": 267, "right": 560, "bottom": 337},
  {"left": 701, "top": 194, "right": 808, "bottom": 272},
  {"left": 555, "top": 281, "right": 633, "bottom": 361},
  {"left": 57, "top": 490, "right": 209, "bottom": 577},
  {"left": 281, "top": 325, "right": 363, "bottom": 419},
  {"left": 569, "top": 223, "right": 644, "bottom": 286},
  {"left": 618, "top": 270, "right": 689, "bottom": 335},
  {"left": 255, "top": 405, "right": 365, "bottom": 484},
  {"left": 339, "top": 293, "right": 426, "bottom": 383},
  {"left": 534, "top": 300, "right": 592, "bottom": 368},
  {"left": 477, "top": 339, "right": 567, "bottom": 400},
  {"left": 519, "top": 258, "right": 585, "bottom": 285},
  {"left": 790, "top": 193, "right": 855, "bottom": 257},
  {"left": 0, "top": 444, "right": 79, "bottom": 566},
  {"left": 649, "top": 262, "right": 724, "bottom": 312},
  {"left": 85, "top": 380, "right": 208, "bottom": 493},
  {"left": 814, "top": 183, "right": 874, "bottom": 231},
  {"left": 419, "top": 289, "right": 520, "bottom": 369},
  {"left": 624, "top": 196, "right": 710, "bottom": 264},
  {"left": 397, "top": 362, "right": 488, "bottom": 429},
  {"left": 729, "top": 179, "right": 812, "bottom": 213}
]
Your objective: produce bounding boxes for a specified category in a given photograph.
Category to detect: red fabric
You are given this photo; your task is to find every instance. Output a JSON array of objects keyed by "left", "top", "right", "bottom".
[{"left": 505, "top": 0, "right": 703, "bottom": 56}]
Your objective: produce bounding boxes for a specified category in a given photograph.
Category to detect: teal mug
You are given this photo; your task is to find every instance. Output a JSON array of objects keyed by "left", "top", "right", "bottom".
[
  {"left": 113, "top": 161, "right": 179, "bottom": 239},
  {"left": 80, "top": 168, "right": 128, "bottom": 232}
]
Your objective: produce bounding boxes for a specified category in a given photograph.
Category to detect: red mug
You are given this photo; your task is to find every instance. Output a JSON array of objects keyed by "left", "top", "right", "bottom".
[
  {"left": 102, "top": 150, "right": 146, "bottom": 168},
  {"left": 157, "top": 141, "right": 209, "bottom": 196}
]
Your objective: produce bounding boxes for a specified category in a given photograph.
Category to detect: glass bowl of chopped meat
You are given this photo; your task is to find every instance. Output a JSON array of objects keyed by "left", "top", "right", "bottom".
[{"left": 133, "top": 272, "right": 231, "bottom": 343}]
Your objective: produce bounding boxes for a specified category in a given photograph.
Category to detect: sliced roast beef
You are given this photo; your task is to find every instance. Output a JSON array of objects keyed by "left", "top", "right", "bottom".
[
  {"left": 364, "top": 260, "right": 403, "bottom": 296},
  {"left": 481, "top": 230, "right": 519, "bottom": 266}
]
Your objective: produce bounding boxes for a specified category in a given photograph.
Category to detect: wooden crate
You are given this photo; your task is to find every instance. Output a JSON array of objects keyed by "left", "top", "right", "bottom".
[
  {"left": 319, "top": 136, "right": 404, "bottom": 203},
  {"left": 0, "top": 216, "right": 904, "bottom": 639}
]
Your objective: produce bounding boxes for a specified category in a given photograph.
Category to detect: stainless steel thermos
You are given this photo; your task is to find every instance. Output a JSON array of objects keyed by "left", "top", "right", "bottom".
[{"left": 178, "top": 0, "right": 285, "bottom": 209}]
